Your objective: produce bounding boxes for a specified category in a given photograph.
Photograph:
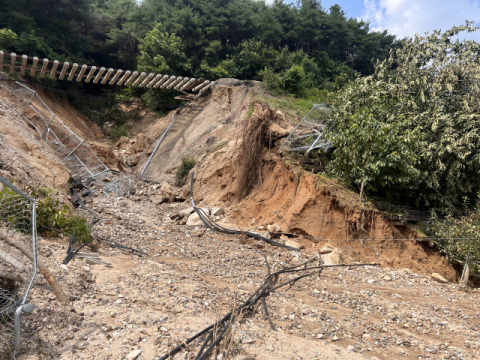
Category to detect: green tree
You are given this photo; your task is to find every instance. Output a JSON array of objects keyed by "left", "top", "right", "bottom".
[
  {"left": 283, "top": 65, "right": 306, "bottom": 96},
  {"left": 137, "top": 24, "right": 190, "bottom": 75},
  {"left": 325, "top": 23, "right": 480, "bottom": 208},
  {"left": 0, "top": 28, "right": 18, "bottom": 51}
]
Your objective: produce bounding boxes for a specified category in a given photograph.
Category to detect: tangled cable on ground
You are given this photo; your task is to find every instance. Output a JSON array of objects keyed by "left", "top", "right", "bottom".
[
  {"left": 188, "top": 172, "right": 299, "bottom": 252},
  {"left": 158, "top": 253, "right": 380, "bottom": 360}
]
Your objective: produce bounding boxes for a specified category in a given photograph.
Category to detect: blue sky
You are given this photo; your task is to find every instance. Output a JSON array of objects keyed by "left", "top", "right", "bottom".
[{"left": 283, "top": 0, "right": 480, "bottom": 41}]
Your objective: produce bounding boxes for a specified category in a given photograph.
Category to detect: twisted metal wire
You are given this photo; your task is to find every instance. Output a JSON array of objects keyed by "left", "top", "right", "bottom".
[{"left": 0, "top": 176, "right": 37, "bottom": 355}]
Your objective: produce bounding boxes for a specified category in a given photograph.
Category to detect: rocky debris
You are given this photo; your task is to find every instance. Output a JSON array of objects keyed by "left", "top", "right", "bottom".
[
  {"left": 161, "top": 182, "right": 177, "bottom": 203},
  {"left": 125, "top": 154, "right": 142, "bottom": 167},
  {"left": 431, "top": 272, "right": 448, "bottom": 284},
  {"left": 179, "top": 207, "right": 195, "bottom": 218},
  {"left": 16, "top": 176, "right": 480, "bottom": 360},
  {"left": 186, "top": 211, "right": 204, "bottom": 226},
  {"left": 267, "top": 223, "right": 281, "bottom": 235},
  {"left": 126, "top": 349, "right": 143, "bottom": 360},
  {"left": 176, "top": 185, "right": 190, "bottom": 201},
  {"left": 211, "top": 207, "right": 225, "bottom": 216},
  {"left": 321, "top": 247, "right": 343, "bottom": 265},
  {"left": 285, "top": 239, "right": 301, "bottom": 250},
  {"left": 320, "top": 245, "right": 334, "bottom": 254}
]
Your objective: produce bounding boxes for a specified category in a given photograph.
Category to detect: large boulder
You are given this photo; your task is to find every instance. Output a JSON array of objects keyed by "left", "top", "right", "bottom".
[
  {"left": 177, "top": 185, "right": 190, "bottom": 201},
  {"left": 285, "top": 239, "right": 301, "bottom": 250},
  {"left": 179, "top": 207, "right": 195, "bottom": 218},
  {"left": 267, "top": 223, "right": 281, "bottom": 235},
  {"left": 186, "top": 211, "right": 204, "bottom": 226},
  {"left": 431, "top": 273, "right": 448, "bottom": 284},
  {"left": 319, "top": 245, "right": 334, "bottom": 254},
  {"left": 211, "top": 207, "right": 225, "bottom": 216},
  {"left": 161, "top": 182, "right": 178, "bottom": 203}
]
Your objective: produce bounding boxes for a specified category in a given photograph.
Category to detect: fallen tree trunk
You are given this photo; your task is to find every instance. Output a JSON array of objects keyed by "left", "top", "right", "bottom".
[{"left": 1, "top": 236, "right": 68, "bottom": 303}]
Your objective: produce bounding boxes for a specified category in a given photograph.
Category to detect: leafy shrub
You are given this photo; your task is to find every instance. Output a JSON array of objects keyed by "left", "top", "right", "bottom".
[
  {"left": 0, "top": 185, "right": 91, "bottom": 243},
  {"left": 259, "top": 67, "right": 285, "bottom": 96},
  {"left": 110, "top": 125, "right": 128, "bottom": 141},
  {"left": 176, "top": 157, "right": 196, "bottom": 186},
  {"left": 35, "top": 195, "right": 91, "bottom": 243},
  {"left": 426, "top": 197, "right": 480, "bottom": 277}
]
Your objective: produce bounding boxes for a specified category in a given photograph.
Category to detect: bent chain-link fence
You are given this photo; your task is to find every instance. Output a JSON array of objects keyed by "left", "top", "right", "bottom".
[
  {"left": 0, "top": 175, "right": 37, "bottom": 357},
  {"left": 278, "top": 104, "right": 333, "bottom": 154},
  {"left": 0, "top": 72, "right": 131, "bottom": 194}
]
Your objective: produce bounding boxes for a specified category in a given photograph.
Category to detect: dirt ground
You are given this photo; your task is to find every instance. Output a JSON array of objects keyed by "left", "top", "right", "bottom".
[
  {"left": 1, "top": 79, "right": 479, "bottom": 360},
  {"left": 14, "top": 179, "right": 480, "bottom": 360}
]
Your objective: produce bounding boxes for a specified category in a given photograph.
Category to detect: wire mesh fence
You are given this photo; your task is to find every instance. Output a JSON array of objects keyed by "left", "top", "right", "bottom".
[
  {"left": 0, "top": 72, "right": 132, "bottom": 196},
  {"left": 0, "top": 72, "right": 109, "bottom": 180},
  {"left": 0, "top": 175, "right": 37, "bottom": 357},
  {"left": 278, "top": 104, "right": 333, "bottom": 154}
]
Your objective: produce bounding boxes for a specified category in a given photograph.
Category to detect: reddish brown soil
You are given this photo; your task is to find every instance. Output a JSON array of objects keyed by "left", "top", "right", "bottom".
[{"left": 191, "top": 101, "right": 456, "bottom": 281}]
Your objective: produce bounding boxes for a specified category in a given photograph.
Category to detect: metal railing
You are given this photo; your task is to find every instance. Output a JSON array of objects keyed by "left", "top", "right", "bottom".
[
  {"left": 278, "top": 104, "right": 333, "bottom": 154},
  {"left": 0, "top": 175, "right": 36, "bottom": 357}
]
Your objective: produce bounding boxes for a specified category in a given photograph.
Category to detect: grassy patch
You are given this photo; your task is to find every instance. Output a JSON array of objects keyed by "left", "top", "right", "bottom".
[
  {"left": 176, "top": 157, "right": 196, "bottom": 186},
  {"left": 259, "top": 89, "right": 329, "bottom": 122},
  {"left": 246, "top": 103, "right": 255, "bottom": 121},
  {"left": 110, "top": 125, "right": 128, "bottom": 141}
]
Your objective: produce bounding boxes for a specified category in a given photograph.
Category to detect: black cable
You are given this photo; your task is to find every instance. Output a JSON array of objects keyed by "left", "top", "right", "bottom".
[{"left": 188, "top": 172, "right": 299, "bottom": 251}]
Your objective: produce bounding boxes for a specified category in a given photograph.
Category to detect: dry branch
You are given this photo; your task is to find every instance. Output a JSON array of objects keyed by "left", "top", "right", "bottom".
[{"left": 1, "top": 235, "right": 68, "bottom": 303}]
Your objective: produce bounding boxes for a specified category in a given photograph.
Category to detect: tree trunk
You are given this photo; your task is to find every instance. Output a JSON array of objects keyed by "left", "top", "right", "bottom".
[{"left": 1, "top": 236, "right": 68, "bottom": 303}]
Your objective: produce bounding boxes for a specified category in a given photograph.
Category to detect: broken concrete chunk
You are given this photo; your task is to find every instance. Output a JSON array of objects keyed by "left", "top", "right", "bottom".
[
  {"left": 431, "top": 273, "right": 448, "bottom": 284},
  {"left": 321, "top": 247, "right": 343, "bottom": 265},
  {"left": 319, "top": 245, "right": 334, "bottom": 254},
  {"left": 211, "top": 207, "right": 225, "bottom": 216},
  {"left": 161, "top": 182, "right": 177, "bottom": 203},
  {"left": 285, "top": 239, "right": 301, "bottom": 250}
]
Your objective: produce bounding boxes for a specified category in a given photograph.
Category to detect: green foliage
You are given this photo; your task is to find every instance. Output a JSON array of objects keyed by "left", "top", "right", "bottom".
[
  {"left": 427, "top": 197, "right": 480, "bottom": 276},
  {"left": 324, "top": 23, "right": 480, "bottom": 209},
  {"left": 0, "top": 0, "right": 396, "bottom": 104},
  {"left": 71, "top": 96, "right": 131, "bottom": 127},
  {"left": 137, "top": 23, "right": 190, "bottom": 75},
  {"left": 326, "top": 107, "right": 420, "bottom": 196},
  {"left": 176, "top": 157, "right": 196, "bottom": 186},
  {"left": 35, "top": 195, "right": 91, "bottom": 243},
  {"left": 110, "top": 125, "right": 128, "bottom": 140},
  {"left": 0, "top": 28, "right": 18, "bottom": 51},
  {"left": 283, "top": 65, "right": 306, "bottom": 96},
  {"left": 260, "top": 89, "right": 329, "bottom": 119},
  {"left": 0, "top": 185, "right": 91, "bottom": 243}
]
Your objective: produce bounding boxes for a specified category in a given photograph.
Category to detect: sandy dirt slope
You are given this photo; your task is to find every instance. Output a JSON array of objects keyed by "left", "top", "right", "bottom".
[
  {"left": 137, "top": 80, "right": 252, "bottom": 183},
  {"left": 0, "top": 97, "right": 71, "bottom": 199}
]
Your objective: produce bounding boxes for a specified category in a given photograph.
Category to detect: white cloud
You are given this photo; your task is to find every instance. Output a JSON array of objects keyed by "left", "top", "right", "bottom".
[{"left": 361, "top": 0, "right": 480, "bottom": 40}]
